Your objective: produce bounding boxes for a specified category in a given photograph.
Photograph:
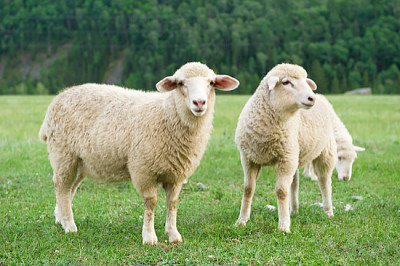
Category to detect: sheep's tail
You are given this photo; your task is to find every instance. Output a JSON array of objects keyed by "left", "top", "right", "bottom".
[{"left": 39, "top": 114, "right": 49, "bottom": 143}]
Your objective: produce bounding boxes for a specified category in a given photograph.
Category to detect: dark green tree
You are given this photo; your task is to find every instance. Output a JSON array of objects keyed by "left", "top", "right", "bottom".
[{"left": 310, "top": 60, "right": 328, "bottom": 93}]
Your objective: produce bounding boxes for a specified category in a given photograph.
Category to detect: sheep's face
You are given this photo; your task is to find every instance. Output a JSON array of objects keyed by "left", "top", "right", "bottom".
[
  {"left": 336, "top": 145, "right": 365, "bottom": 181},
  {"left": 336, "top": 151, "right": 356, "bottom": 181},
  {"left": 265, "top": 63, "right": 317, "bottom": 113},
  {"left": 268, "top": 75, "right": 317, "bottom": 111},
  {"left": 156, "top": 62, "right": 239, "bottom": 117},
  {"left": 179, "top": 77, "right": 213, "bottom": 117}
]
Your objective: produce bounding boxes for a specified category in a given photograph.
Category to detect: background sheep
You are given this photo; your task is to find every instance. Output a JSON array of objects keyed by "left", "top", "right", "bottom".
[
  {"left": 235, "top": 63, "right": 337, "bottom": 233},
  {"left": 303, "top": 106, "right": 365, "bottom": 181},
  {"left": 39, "top": 62, "right": 239, "bottom": 245}
]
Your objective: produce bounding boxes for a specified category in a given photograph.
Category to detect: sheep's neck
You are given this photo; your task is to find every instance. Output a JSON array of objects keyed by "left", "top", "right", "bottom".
[
  {"left": 332, "top": 117, "right": 352, "bottom": 144},
  {"left": 259, "top": 89, "right": 299, "bottom": 124}
]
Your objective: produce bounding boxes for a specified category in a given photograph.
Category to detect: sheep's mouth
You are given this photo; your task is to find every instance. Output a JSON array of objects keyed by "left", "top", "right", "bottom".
[
  {"left": 301, "top": 102, "right": 314, "bottom": 109},
  {"left": 192, "top": 109, "right": 206, "bottom": 116}
]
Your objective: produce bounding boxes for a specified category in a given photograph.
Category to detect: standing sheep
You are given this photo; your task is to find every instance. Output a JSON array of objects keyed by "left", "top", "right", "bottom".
[
  {"left": 303, "top": 103, "right": 365, "bottom": 181},
  {"left": 39, "top": 62, "right": 239, "bottom": 245},
  {"left": 235, "top": 63, "right": 337, "bottom": 233}
]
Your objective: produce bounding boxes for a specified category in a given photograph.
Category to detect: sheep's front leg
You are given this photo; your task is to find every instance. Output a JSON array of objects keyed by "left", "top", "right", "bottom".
[
  {"left": 236, "top": 153, "right": 261, "bottom": 226},
  {"left": 163, "top": 182, "right": 183, "bottom": 243},
  {"left": 131, "top": 172, "right": 159, "bottom": 245},
  {"left": 290, "top": 170, "right": 299, "bottom": 214},
  {"left": 276, "top": 164, "right": 297, "bottom": 233},
  {"left": 142, "top": 195, "right": 158, "bottom": 245}
]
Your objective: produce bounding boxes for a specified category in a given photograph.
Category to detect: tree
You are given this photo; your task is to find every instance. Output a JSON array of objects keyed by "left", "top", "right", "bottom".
[
  {"left": 362, "top": 71, "right": 370, "bottom": 88},
  {"left": 331, "top": 75, "right": 340, "bottom": 94},
  {"left": 348, "top": 71, "right": 362, "bottom": 90},
  {"left": 1, "top": 0, "right": 400, "bottom": 94},
  {"left": 310, "top": 60, "right": 328, "bottom": 94}
]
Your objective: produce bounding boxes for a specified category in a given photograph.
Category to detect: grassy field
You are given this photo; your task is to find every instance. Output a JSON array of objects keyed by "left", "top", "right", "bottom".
[{"left": 1, "top": 94, "right": 399, "bottom": 264}]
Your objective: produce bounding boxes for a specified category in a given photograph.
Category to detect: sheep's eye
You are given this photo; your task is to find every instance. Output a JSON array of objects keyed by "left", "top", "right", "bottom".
[
  {"left": 210, "top": 81, "right": 215, "bottom": 85},
  {"left": 282, "top": 80, "right": 290, "bottom": 86},
  {"left": 178, "top": 81, "right": 184, "bottom": 86},
  {"left": 338, "top": 156, "right": 343, "bottom": 160}
]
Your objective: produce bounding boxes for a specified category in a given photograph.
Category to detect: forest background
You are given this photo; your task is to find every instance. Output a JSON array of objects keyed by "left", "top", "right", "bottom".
[{"left": 1, "top": 0, "right": 400, "bottom": 95}]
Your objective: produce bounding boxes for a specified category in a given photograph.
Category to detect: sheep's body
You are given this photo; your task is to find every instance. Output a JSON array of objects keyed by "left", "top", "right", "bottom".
[
  {"left": 39, "top": 62, "right": 239, "bottom": 244},
  {"left": 236, "top": 93, "right": 335, "bottom": 169},
  {"left": 235, "top": 63, "right": 337, "bottom": 233},
  {"left": 40, "top": 84, "right": 211, "bottom": 184},
  {"left": 302, "top": 96, "right": 365, "bottom": 181}
]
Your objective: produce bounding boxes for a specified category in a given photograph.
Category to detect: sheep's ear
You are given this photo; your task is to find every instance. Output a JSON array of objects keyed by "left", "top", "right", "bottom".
[
  {"left": 306, "top": 78, "right": 317, "bottom": 91},
  {"left": 156, "top": 76, "right": 176, "bottom": 92},
  {"left": 267, "top": 76, "right": 279, "bottom": 90},
  {"left": 354, "top": 145, "right": 365, "bottom": 152},
  {"left": 214, "top": 75, "right": 240, "bottom": 91}
]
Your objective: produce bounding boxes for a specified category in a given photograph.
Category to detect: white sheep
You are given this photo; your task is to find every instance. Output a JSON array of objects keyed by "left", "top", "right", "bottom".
[
  {"left": 39, "top": 62, "right": 239, "bottom": 245},
  {"left": 303, "top": 107, "right": 365, "bottom": 181},
  {"left": 235, "top": 63, "right": 337, "bottom": 233}
]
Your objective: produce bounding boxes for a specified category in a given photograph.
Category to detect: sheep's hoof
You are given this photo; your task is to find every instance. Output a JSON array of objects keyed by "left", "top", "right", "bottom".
[
  {"left": 326, "top": 212, "right": 334, "bottom": 218},
  {"left": 63, "top": 223, "right": 78, "bottom": 233},
  {"left": 235, "top": 217, "right": 249, "bottom": 226},
  {"left": 143, "top": 240, "right": 158, "bottom": 245},
  {"left": 278, "top": 227, "right": 291, "bottom": 234},
  {"left": 323, "top": 207, "right": 334, "bottom": 218},
  {"left": 278, "top": 222, "right": 291, "bottom": 233},
  {"left": 166, "top": 230, "right": 182, "bottom": 243},
  {"left": 143, "top": 233, "right": 158, "bottom": 245},
  {"left": 169, "top": 235, "right": 183, "bottom": 244}
]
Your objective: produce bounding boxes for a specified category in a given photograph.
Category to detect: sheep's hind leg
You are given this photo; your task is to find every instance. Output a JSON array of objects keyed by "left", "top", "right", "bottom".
[
  {"left": 236, "top": 153, "right": 261, "bottom": 226},
  {"left": 71, "top": 166, "right": 85, "bottom": 201},
  {"left": 313, "top": 144, "right": 336, "bottom": 218},
  {"left": 302, "top": 163, "right": 312, "bottom": 178},
  {"left": 290, "top": 170, "right": 299, "bottom": 215},
  {"left": 163, "top": 182, "right": 183, "bottom": 243},
  {"left": 313, "top": 163, "right": 334, "bottom": 217},
  {"left": 303, "top": 163, "right": 318, "bottom": 181},
  {"left": 52, "top": 155, "right": 79, "bottom": 233}
]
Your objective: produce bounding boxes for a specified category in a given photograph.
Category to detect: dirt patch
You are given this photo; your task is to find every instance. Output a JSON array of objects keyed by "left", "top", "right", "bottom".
[
  {"left": 29, "top": 42, "right": 73, "bottom": 80},
  {"left": 105, "top": 50, "right": 126, "bottom": 84}
]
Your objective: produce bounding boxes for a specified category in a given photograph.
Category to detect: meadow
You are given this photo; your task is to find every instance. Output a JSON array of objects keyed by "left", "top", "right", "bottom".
[{"left": 0, "top": 94, "right": 399, "bottom": 264}]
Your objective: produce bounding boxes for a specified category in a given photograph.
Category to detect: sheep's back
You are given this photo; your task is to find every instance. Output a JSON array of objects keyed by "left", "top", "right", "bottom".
[{"left": 44, "top": 84, "right": 166, "bottom": 181}]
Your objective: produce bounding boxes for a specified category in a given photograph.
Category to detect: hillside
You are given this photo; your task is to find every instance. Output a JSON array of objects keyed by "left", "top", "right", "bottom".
[{"left": 1, "top": 0, "right": 400, "bottom": 94}]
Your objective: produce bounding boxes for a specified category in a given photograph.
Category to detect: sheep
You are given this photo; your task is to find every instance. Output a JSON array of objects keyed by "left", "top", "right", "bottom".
[
  {"left": 303, "top": 108, "right": 365, "bottom": 181},
  {"left": 235, "top": 63, "right": 337, "bottom": 233},
  {"left": 39, "top": 62, "right": 239, "bottom": 245}
]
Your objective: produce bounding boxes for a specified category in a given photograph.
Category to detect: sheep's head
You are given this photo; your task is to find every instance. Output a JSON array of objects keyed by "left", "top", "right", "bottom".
[
  {"left": 265, "top": 63, "right": 317, "bottom": 112},
  {"left": 156, "top": 62, "right": 239, "bottom": 117},
  {"left": 336, "top": 145, "right": 365, "bottom": 181}
]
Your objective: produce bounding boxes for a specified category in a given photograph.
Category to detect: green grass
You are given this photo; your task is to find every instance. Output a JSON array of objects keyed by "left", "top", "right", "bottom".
[{"left": 1, "top": 95, "right": 399, "bottom": 264}]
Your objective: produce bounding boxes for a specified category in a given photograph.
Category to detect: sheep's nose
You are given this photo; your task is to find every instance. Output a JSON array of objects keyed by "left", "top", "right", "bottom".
[
  {"left": 342, "top": 176, "right": 350, "bottom": 181},
  {"left": 308, "top": 96, "right": 315, "bottom": 103},
  {"left": 193, "top": 100, "right": 206, "bottom": 109}
]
